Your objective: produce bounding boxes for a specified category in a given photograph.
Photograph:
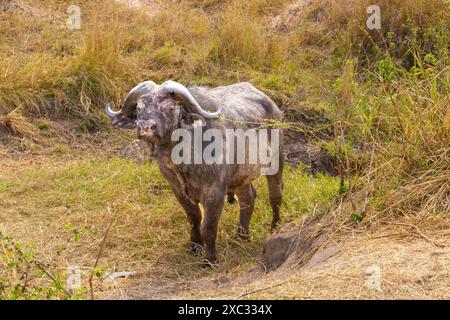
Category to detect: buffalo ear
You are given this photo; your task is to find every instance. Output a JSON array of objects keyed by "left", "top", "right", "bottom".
[
  {"left": 110, "top": 111, "right": 137, "bottom": 129},
  {"left": 180, "top": 109, "right": 205, "bottom": 129}
]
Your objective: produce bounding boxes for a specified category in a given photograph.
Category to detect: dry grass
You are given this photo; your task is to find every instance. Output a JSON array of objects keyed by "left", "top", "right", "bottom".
[
  {"left": 0, "top": 0, "right": 322, "bottom": 116},
  {"left": 0, "top": 0, "right": 447, "bottom": 115},
  {"left": 0, "top": 108, "right": 37, "bottom": 137}
]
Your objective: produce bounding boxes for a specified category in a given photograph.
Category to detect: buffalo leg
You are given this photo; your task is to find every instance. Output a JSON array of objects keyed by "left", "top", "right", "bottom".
[
  {"left": 201, "top": 194, "right": 225, "bottom": 264},
  {"left": 174, "top": 192, "right": 203, "bottom": 255},
  {"left": 184, "top": 202, "right": 203, "bottom": 255},
  {"left": 235, "top": 183, "right": 256, "bottom": 240},
  {"left": 266, "top": 158, "right": 283, "bottom": 229},
  {"left": 160, "top": 167, "right": 202, "bottom": 254}
]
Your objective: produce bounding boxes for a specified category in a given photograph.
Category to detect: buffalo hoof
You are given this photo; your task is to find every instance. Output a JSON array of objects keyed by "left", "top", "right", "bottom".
[
  {"left": 201, "top": 258, "right": 217, "bottom": 268},
  {"left": 188, "top": 242, "right": 203, "bottom": 256},
  {"left": 236, "top": 227, "right": 250, "bottom": 241},
  {"left": 270, "top": 219, "right": 281, "bottom": 231},
  {"left": 237, "top": 233, "right": 250, "bottom": 241}
]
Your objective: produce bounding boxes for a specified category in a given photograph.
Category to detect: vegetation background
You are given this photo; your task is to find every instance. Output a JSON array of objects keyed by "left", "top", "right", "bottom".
[{"left": 0, "top": 0, "right": 448, "bottom": 299}]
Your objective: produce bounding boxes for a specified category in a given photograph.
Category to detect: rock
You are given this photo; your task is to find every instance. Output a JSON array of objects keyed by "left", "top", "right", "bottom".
[
  {"left": 104, "top": 271, "right": 137, "bottom": 282},
  {"left": 271, "top": 0, "right": 313, "bottom": 32}
]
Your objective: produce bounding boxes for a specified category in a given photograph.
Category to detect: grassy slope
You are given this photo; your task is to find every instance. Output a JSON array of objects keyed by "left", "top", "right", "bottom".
[{"left": 0, "top": 0, "right": 331, "bottom": 117}]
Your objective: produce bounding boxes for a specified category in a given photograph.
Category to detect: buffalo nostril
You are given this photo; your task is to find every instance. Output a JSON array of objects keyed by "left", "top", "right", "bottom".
[{"left": 137, "top": 120, "right": 158, "bottom": 139}]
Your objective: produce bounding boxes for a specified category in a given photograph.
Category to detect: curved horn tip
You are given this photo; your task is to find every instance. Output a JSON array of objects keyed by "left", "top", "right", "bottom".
[
  {"left": 105, "top": 103, "right": 121, "bottom": 117},
  {"left": 204, "top": 106, "right": 225, "bottom": 119}
]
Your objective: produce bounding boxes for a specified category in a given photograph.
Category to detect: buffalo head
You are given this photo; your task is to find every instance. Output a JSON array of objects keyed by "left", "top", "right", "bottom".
[{"left": 105, "top": 80, "right": 224, "bottom": 143}]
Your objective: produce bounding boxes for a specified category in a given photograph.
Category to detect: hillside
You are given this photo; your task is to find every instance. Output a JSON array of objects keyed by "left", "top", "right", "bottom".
[{"left": 0, "top": 0, "right": 449, "bottom": 299}]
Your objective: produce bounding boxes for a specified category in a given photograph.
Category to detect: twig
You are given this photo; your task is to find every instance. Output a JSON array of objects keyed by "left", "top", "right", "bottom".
[
  {"left": 368, "top": 233, "right": 401, "bottom": 240},
  {"left": 34, "top": 261, "right": 71, "bottom": 297},
  {"left": 390, "top": 222, "right": 446, "bottom": 247},
  {"left": 236, "top": 281, "right": 288, "bottom": 299},
  {"left": 88, "top": 207, "right": 116, "bottom": 300}
]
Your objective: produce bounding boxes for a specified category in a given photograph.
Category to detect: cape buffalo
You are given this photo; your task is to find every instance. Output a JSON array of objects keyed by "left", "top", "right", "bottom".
[{"left": 106, "top": 80, "right": 283, "bottom": 264}]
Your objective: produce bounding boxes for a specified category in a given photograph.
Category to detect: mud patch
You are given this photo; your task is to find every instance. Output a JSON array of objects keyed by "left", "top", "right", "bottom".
[
  {"left": 284, "top": 129, "right": 309, "bottom": 167},
  {"left": 284, "top": 129, "right": 337, "bottom": 175}
]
